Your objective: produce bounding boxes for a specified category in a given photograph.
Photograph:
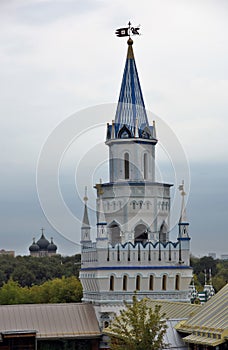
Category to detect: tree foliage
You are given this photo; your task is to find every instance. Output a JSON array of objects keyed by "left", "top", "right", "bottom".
[
  {"left": 0, "top": 276, "right": 82, "bottom": 305},
  {"left": 105, "top": 295, "right": 168, "bottom": 350},
  {"left": 0, "top": 254, "right": 81, "bottom": 287}
]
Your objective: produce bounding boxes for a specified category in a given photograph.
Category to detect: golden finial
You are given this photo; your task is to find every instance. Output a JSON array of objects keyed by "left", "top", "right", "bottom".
[
  {"left": 127, "top": 38, "right": 134, "bottom": 59},
  {"left": 127, "top": 37, "right": 133, "bottom": 45},
  {"left": 96, "top": 179, "right": 104, "bottom": 196}
]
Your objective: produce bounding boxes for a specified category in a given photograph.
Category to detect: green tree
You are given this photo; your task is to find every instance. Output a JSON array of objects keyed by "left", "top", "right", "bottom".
[
  {"left": 0, "top": 279, "right": 24, "bottom": 304},
  {"left": 12, "top": 265, "right": 36, "bottom": 287},
  {"left": 29, "top": 276, "right": 83, "bottom": 304},
  {"left": 0, "top": 276, "right": 82, "bottom": 305},
  {"left": 105, "top": 295, "right": 168, "bottom": 350},
  {"left": 213, "top": 275, "right": 226, "bottom": 292}
]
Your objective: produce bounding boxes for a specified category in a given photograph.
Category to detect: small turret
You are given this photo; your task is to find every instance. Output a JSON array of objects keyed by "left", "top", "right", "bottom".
[
  {"left": 203, "top": 269, "right": 215, "bottom": 300},
  {"left": 178, "top": 181, "right": 189, "bottom": 238},
  {"left": 189, "top": 278, "right": 198, "bottom": 303},
  {"left": 96, "top": 180, "right": 108, "bottom": 247},
  {"left": 177, "top": 181, "right": 191, "bottom": 264},
  {"left": 81, "top": 187, "right": 91, "bottom": 245},
  {"left": 152, "top": 120, "right": 157, "bottom": 139}
]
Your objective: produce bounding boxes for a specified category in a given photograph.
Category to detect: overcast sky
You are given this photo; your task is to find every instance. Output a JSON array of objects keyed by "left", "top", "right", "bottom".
[{"left": 0, "top": 0, "right": 227, "bottom": 257}]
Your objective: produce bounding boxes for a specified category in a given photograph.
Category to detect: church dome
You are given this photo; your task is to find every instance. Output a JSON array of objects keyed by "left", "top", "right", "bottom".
[
  {"left": 37, "top": 232, "right": 50, "bottom": 250},
  {"left": 47, "top": 238, "right": 57, "bottom": 252},
  {"left": 29, "top": 238, "right": 40, "bottom": 252}
]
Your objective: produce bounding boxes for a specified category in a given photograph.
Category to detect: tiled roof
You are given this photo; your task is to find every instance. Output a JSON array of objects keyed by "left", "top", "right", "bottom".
[
  {"left": 176, "top": 283, "right": 228, "bottom": 332},
  {"left": 146, "top": 299, "right": 201, "bottom": 320},
  {"left": 176, "top": 283, "right": 228, "bottom": 346},
  {"left": 0, "top": 303, "right": 101, "bottom": 339},
  {"left": 183, "top": 333, "right": 224, "bottom": 347}
]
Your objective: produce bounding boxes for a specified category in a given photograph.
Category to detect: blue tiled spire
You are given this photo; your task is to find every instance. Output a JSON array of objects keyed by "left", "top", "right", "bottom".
[{"left": 114, "top": 37, "right": 149, "bottom": 137}]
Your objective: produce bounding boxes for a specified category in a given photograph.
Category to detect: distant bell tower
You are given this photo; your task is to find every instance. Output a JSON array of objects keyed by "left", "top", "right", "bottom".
[{"left": 79, "top": 27, "right": 192, "bottom": 329}]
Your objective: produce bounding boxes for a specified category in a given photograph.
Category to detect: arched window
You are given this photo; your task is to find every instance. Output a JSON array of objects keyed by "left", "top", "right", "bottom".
[
  {"left": 136, "top": 275, "right": 140, "bottom": 291},
  {"left": 123, "top": 275, "right": 128, "bottom": 291},
  {"left": 162, "top": 275, "right": 167, "bottom": 291},
  {"left": 134, "top": 224, "right": 148, "bottom": 244},
  {"left": 109, "top": 222, "right": 121, "bottom": 246},
  {"left": 110, "top": 276, "right": 114, "bottom": 291},
  {"left": 175, "top": 275, "right": 180, "bottom": 290},
  {"left": 149, "top": 275, "right": 154, "bottom": 291},
  {"left": 159, "top": 221, "right": 168, "bottom": 244},
  {"left": 124, "top": 153, "right": 129, "bottom": 179},
  {"left": 144, "top": 153, "right": 148, "bottom": 180}
]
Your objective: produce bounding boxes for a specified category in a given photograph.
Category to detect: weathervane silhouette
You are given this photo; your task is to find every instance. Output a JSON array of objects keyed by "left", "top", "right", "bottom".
[{"left": 115, "top": 21, "right": 140, "bottom": 37}]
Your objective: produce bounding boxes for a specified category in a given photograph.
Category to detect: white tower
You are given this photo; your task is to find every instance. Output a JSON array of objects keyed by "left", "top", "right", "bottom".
[{"left": 79, "top": 37, "right": 192, "bottom": 328}]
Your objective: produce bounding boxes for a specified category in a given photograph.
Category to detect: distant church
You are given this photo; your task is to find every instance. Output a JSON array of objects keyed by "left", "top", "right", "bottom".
[
  {"left": 79, "top": 37, "right": 192, "bottom": 328},
  {"left": 29, "top": 229, "right": 57, "bottom": 257}
]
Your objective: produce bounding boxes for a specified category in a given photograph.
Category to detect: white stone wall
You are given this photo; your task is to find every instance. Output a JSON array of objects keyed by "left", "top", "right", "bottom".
[
  {"left": 97, "top": 183, "right": 171, "bottom": 244},
  {"left": 107, "top": 139, "right": 156, "bottom": 183},
  {"left": 80, "top": 237, "right": 192, "bottom": 304},
  {"left": 80, "top": 267, "right": 192, "bottom": 303}
]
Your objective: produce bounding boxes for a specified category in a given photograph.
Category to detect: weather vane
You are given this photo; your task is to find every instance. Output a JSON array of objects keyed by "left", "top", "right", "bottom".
[{"left": 115, "top": 21, "right": 140, "bottom": 37}]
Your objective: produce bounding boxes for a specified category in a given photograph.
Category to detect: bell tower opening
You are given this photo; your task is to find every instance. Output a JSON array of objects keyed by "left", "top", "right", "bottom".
[
  {"left": 134, "top": 224, "right": 148, "bottom": 244},
  {"left": 109, "top": 222, "right": 121, "bottom": 246}
]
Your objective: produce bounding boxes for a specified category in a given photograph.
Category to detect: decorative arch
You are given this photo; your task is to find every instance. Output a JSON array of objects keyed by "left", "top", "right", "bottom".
[
  {"left": 159, "top": 220, "right": 168, "bottom": 243},
  {"left": 131, "top": 200, "right": 137, "bottom": 210},
  {"left": 108, "top": 221, "right": 121, "bottom": 246},
  {"left": 139, "top": 201, "right": 143, "bottom": 209},
  {"left": 118, "top": 125, "right": 132, "bottom": 139},
  {"left": 134, "top": 221, "right": 149, "bottom": 244},
  {"left": 141, "top": 126, "right": 151, "bottom": 139}
]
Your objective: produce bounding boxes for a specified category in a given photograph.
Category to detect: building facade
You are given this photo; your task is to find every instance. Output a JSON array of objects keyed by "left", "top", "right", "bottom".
[{"left": 79, "top": 37, "right": 192, "bottom": 327}]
